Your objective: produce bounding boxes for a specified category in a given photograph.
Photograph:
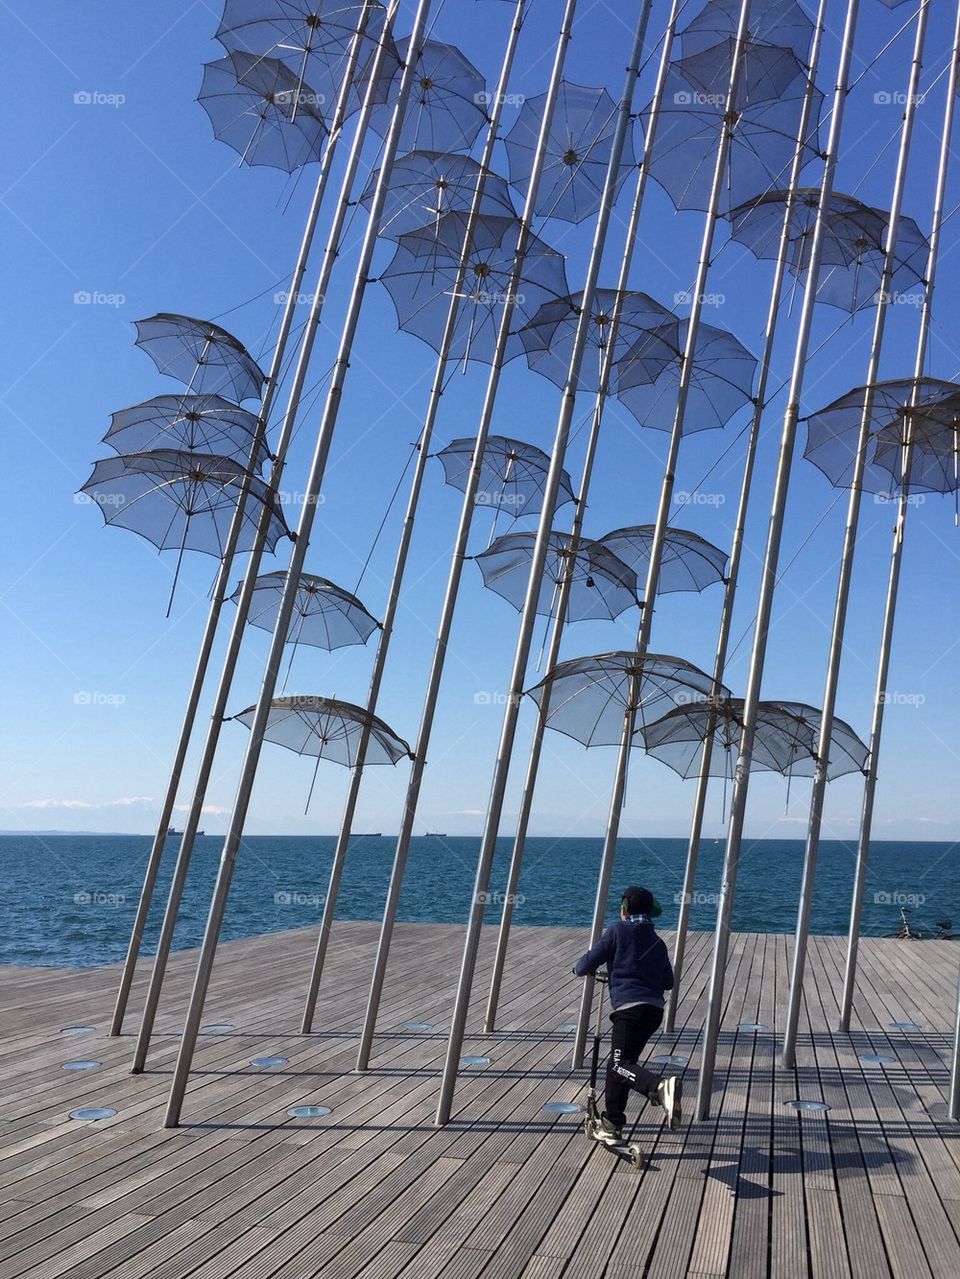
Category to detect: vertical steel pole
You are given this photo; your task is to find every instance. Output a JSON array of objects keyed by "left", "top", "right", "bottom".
[
  {"left": 299, "top": 0, "right": 530, "bottom": 1034},
  {"left": 781, "top": 0, "right": 930, "bottom": 1071},
  {"left": 108, "top": 4, "right": 380, "bottom": 1038},
  {"left": 483, "top": 0, "right": 687, "bottom": 1036},
  {"left": 841, "top": 1, "right": 960, "bottom": 1036},
  {"left": 570, "top": 0, "right": 756, "bottom": 1073},
  {"left": 162, "top": 0, "right": 433, "bottom": 1127},
  {"left": 435, "top": 0, "right": 666, "bottom": 1125},
  {"left": 695, "top": 0, "right": 861, "bottom": 1122},
  {"left": 355, "top": 0, "right": 580, "bottom": 1076},
  {"left": 128, "top": 3, "right": 399, "bottom": 1073},
  {"left": 664, "top": 0, "right": 828, "bottom": 1036}
]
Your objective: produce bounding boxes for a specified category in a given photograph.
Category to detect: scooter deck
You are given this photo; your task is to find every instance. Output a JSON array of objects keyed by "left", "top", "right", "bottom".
[{"left": 584, "top": 1117, "right": 643, "bottom": 1168}]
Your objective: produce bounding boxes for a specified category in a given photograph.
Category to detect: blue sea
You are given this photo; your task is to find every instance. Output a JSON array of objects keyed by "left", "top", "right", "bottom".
[{"left": 1, "top": 834, "right": 957, "bottom": 968}]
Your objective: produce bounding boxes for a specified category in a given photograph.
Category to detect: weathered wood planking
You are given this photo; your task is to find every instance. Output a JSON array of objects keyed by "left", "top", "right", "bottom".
[{"left": 0, "top": 922, "right": 958, "bottom": 1278}]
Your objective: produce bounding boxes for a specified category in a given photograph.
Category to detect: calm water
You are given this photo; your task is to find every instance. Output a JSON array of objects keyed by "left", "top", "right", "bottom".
[{"left": 1, "top": 833, "right": 957, "bottom": 968}]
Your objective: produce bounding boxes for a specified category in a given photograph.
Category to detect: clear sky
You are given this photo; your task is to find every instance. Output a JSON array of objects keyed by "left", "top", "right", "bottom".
[{"left": 4, "top": 0, "right": 960, "bottom": 845}]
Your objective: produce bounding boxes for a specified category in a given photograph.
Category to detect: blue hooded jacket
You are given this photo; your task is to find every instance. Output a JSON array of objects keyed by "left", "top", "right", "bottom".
[{"left": 574, "top": 915, "right": 674, "bottom": 1010}]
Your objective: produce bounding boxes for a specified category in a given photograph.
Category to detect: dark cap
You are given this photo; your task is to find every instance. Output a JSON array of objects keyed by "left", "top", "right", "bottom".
[{"left": 621, "top": 886, "right": 662, "bottom": 918}]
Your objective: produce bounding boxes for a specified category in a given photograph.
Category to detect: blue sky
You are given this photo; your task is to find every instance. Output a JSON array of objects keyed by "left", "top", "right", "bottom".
[{"left": 4, "top": 0, "right": 960, "bottom": 844}]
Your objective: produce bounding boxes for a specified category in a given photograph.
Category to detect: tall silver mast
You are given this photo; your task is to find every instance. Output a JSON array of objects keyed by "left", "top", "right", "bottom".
[
  {"left": 664, "top": 0, "right": 828, "bottom": 1036},
  {"left": 569, "top": 0, "right": 756, "bottom": 1073},
  {"left": 781, "top": 0, "right": 930, "bottom": 1071},
  {"left": 839, "top": 3, "right": 960, "bottom": 1040},
  {"left": 162, "top": 0, "right": 434, "bottom": 1128},
  {"left": 299, "top": 0, "right": 530, "bottom": 1035},
  {"left": 354, "top": 0, "right": 581, "bottom": 1076},
  {"left": 128, "top": 2, "right": 403, "bottom": 1074},
  {"left": 109, "top": 3, "right": 381, "bottom": 1038},
  {"left": 695, "top": 0, "right": 862, "bottom": 1122},
  {"left": 483, "top": 0, "right": 686, "bottom": 1037}
]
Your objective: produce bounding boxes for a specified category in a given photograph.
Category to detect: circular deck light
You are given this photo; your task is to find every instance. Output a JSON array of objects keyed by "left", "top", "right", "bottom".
[
  {"left": 69, "top": 1107, "right": 116, "bottom": 1121},
  {"left": 251, "top": 1056, "right": 287, "bottom": 1068},
  {"left": 287, "top": 1105, "right": 331, "bottom": 1118}
]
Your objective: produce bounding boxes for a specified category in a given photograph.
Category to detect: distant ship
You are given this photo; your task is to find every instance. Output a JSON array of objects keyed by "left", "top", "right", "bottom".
[
  {"left": 167, "top": 827, "right": 204, "bottom": 837},
  {"left": 353, "top": 832, "right": 382, "bottom": 838},
  {"left": 425, "top": 831, "right": 447, "bottom": 837}
]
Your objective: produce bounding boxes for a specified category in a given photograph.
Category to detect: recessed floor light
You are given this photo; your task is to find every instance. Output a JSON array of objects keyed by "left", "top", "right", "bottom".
[
  {"left": 739, "top": 1023, "right": 768, "bottom": 1033},
  {"left": 653, "top": 1054, "right": 688, "bottom": 1066},
  {"left": 287, "top": 1105, "right": 331, "bottom": 1118},
  {"left": 788, "top": 1099, "right": 830, "bottom": 1112},
  {"left": 889, "top": 1021, "right": 920, "bottom": 1032},
  {"left": 62, "top": 1061, "right": 100, "bottom": 1071},
  {"left": 401, "top": 1022, "right": 432, "bottom": 1032},
  {"left": 61, "top": 1027, "right": 95, "bottom": 1036},
  {"left": 250, "top": 1056, "right": 287, "bottom": 1068},
  {"left": 542, "top": 1101, "right": 581, "bottom": 1114},
  {"left": 557, "top": 1022, "right": 577, "bottom": 1033},
  {"left": 861, "top": 1053, "right": 895, "bottom": 1066},
  {"left": 69, "top": 1107, "right": 116, "bottom": 1121},
  {"left": 202, "top": 1023, "right": 234, "bottom": 1033},
  {"left": 461, "top": 1056, "right": 490, "bottom": 1067}
]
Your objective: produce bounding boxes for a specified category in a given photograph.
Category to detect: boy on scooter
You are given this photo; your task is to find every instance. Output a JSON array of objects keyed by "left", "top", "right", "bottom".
[{"left": 573, "top": 885, "right": 682, "bottom": 1143}]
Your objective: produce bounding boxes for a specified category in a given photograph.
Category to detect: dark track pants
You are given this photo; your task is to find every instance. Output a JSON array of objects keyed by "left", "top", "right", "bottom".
[{"left": 605, "top": 1003, "right": 663, "bottom": 1126}]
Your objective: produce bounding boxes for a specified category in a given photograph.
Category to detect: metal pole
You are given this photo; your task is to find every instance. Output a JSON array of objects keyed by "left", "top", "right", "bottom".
[
  {"left": 569, "top": 0, "right": 756, "bottom": 1074},
  {"left": 664, "top": 0, "right": 828, "bottom": 1036},
  {"left": 299, "top": 0, "right": 529, "bottom": 1035},
  {"left": 484, "top": 0, "right": 687, "bottom": 1036},
  {"left": 354, "top": 0, "right": 580, "bottom": 1076},
  {"left": 162, "top": 0, "right": 432, "bottom": 1128},
  {"left": 436, "top": 0, "right": 672, "bottom": 1126},
  {"left": 781, "top": 0, "right": 930, "bottom": 1071},
  {"left": 951, "top": 966, "right": 960, "bottom": 1120},
  {"left": 842, "top": 2, "right": 960, "bottom": 1035},
  {"left": 695, "top": 0, "right": 861, "bottom": 1122},
  {"left": 128, "top": 3, "right": 398, "bottom": 1074},
  {"left": 108, "top": 5, "right": 378, "bottom": 1038}
]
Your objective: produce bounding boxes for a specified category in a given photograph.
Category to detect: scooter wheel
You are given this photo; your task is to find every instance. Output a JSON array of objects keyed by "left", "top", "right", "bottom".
[
  {"left": 628, "top": 1143, "right": 643, "bottom": 1167},
  {"left": 584, "top": 1117, "right": 597, "bottom": 1139}
]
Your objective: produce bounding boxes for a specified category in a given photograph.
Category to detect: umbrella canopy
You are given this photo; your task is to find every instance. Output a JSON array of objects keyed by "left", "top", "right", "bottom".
[
  {"left": 527, "top": 651, "right": 726, "bottom": 747},
  {"left": 641, "top": 53, "right": 822, "bottom": 213},
  {"left": 473, "top": 532, "right": 639, "bottom": 622},
  {"left": 234, "top": 695, "right": 411, "bottom": 766},
  {"left": 379, "top": 212, "right": 568, "bottom": 368},
  {"left": 727, "top": 190, "right": 929, "bottom": 314},
  {"left": 639, "top": 698, "right": 865, "bottom": 780},
  {"left": 435, "top": 435, "right": 575, "bottom": 518},
  {"left": 79, "top": 450, "right": 290, "bottom": 557},
  {"left": 215, "top": 0, "right": 394, "bottom": 112},
  {"left": 369, "top": 37, "right": 487, "bottom": 154},
  {"left": 503, "top": 81, "right": 637, "bottom": 225},
  {"left": 103, "top": 395, "right": 268, "bottom": 468},
  {"left": 134, "top": 314, "right": 266, "bottom": 403},
  {"left": 677, "top": 0, "right": 815, "bottom": 64},
  {"left": 361, "top": 151, "right": 515, "bottom": 240},
  {"left": 516, "top": 289, "right": 679, "bottom": 393},
  {"left": 198, "top": 52, "right": 328, "bottom": 171},
  {"left": 598, "top": 525, "right": 727, "bottom": 595},
  {"left": 233, "top": 571, "right": 379, "bottom": 650},
  {"left": 615, "top": 319, "right": 757, "bottom": 433},
  {"left": 802, "top": 377, "right": 960, "bottom": 493}
]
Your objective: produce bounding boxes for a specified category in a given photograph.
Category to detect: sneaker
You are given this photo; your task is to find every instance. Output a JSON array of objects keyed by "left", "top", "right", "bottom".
[
  {"left": 656, "top": 1076, "right": 683, "bottom": 1130},
  {"left": 597, "top": 1114, "right": 623, "bottom": 1145}
]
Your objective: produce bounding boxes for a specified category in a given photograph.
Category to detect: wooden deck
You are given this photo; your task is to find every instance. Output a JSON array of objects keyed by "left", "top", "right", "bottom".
[{"left": 2, "top": 922, "right": 959, "bottom": 1278}]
